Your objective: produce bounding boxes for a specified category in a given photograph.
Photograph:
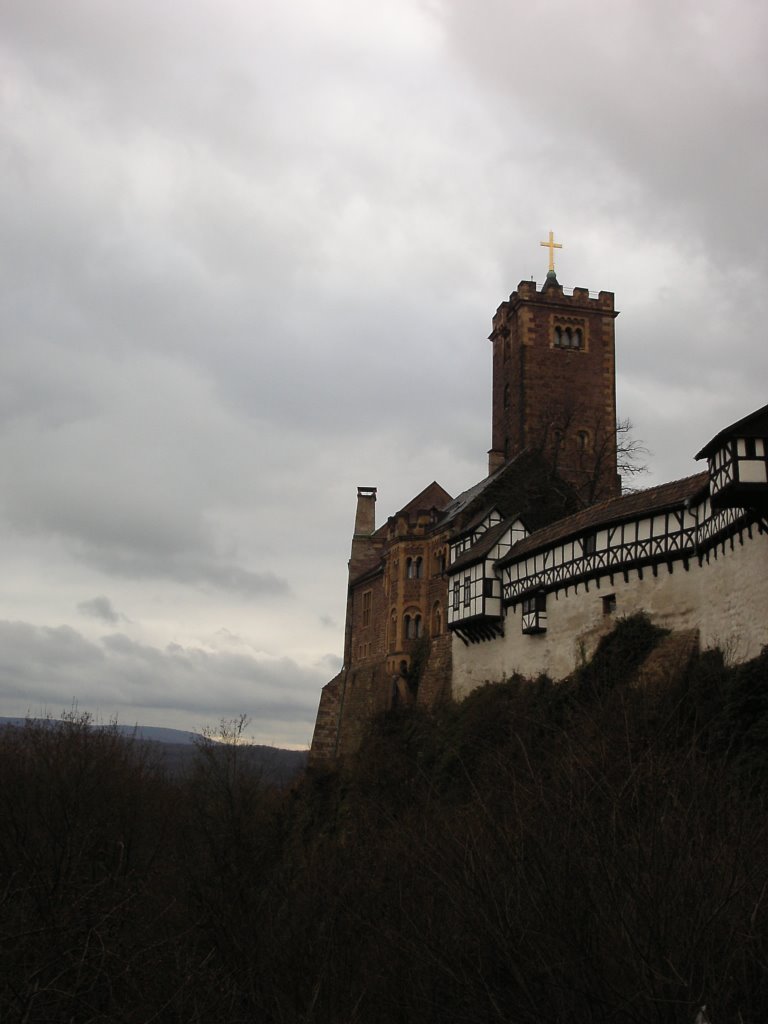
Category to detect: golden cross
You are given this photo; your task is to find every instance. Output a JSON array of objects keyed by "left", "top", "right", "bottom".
[{"left": 540, "top": 230, "right": 563, "bottom": 272}]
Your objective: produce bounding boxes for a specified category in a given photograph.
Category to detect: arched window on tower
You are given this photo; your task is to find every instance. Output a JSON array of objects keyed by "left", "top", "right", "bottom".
[
  {"left": 404, "top": 610, "right": 422, "bottom": 640},
  {"left": 577, "top": 430, "right": 589, "bottom": 451},
  {"left": 554, "top": 323, "right": 584, "bottom": 349},
  {"left": 405, "top": 606, "right": 423, "bottom": 638},
  {"left": 432, "top": 602, "right": 442, "bottom": 635},
  {"left": 407, "top": 556, "right": 423, "bottom": 579}
]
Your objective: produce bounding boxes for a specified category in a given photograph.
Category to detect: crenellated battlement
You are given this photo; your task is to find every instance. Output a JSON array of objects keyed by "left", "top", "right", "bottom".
[{"left": 492, "top": 277, "right": 616, "bottom": 332}]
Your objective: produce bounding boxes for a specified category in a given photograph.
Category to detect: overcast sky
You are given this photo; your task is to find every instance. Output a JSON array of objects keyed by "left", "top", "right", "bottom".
[{"left": 1, "top": 0, "right": 766, "bottom": 747}]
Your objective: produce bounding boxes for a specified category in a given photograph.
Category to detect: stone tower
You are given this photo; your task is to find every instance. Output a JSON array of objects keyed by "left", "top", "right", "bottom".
[{"left": 487, "top": 271, "right": 620, "bottom": 502}]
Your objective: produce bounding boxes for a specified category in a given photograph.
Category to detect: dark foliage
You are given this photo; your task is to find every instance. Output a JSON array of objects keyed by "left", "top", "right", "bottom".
[{"left": 0, "top": 623, "right": 766, "bottom": 1022}]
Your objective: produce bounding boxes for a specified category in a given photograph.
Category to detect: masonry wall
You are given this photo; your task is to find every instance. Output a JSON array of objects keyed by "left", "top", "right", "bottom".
[
  {"left": 417, "top": 633, "right": 452, "bottom": 706},
  {"left": 452, "top": 527, "right": 768, "bottom": 697},
  {"left": 308, "top": 673, "right": 343, "bottom": 764},
  {"left": 490, "top": 280, "right": 619, "bottom": 501}
]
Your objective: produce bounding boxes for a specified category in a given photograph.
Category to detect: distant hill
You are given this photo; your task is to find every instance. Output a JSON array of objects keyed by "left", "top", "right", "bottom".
[
  {"left": 144, "top": 739, "right": 308, "bottom": 785},
  {"left": 0, "top": 718, "right": 201, "bottom": 745},
  {"left": 0, "top": 717, "right": 308, "bottom": 786}
]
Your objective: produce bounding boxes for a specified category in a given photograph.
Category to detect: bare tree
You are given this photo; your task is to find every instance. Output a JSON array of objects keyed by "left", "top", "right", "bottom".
[{"left": 533, "top": 397, "right": 650, "bottom": 503}]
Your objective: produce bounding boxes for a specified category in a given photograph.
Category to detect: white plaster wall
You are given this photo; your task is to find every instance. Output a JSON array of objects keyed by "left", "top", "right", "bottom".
[{"left": 452, "top": 529, "right": 768, "bottom": 698}]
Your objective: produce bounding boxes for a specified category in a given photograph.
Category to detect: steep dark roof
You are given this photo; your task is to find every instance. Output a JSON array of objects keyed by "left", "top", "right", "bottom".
[
  {"left": 438, "top": 475, "right": 499, "bottom": 527},
  {"left": 438, "top": 448, "right": 580, "bottom": 534},
  {"left": 455, "top": 503, "right": 503, "bottom": 539},
  {"left": 498, "top": 472, "right": 710, "bottom": 566},
  {"left": 448, "top": 515, "right": 523, "bottom": 574},
  {"left": 696, "top": 402, "right": 768, "bottom": 459}
]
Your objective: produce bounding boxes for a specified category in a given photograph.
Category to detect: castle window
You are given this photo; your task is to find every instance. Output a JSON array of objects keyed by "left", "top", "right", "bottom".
[
  {"left": 361, "top": 590, "right": 372, "bottom": 627},
  {"left": 553, "top": 321, "right": 585, "bottom": 350},
  {"left": 463, "top": 575, "right": 471, "bottom": 607},
  {"left": 583, "top": 532, "right": 597, "bottom": 556},
  {"left": 452, "top": 580, "right": 460, "bottom": 612},
  {"left": 602, "top": 594, "right": 617, "bottom": 616},
  {"left": 521, "top": 592, "right": 547, "bottom": 635},
  {"left": 406, "top": 556, "right": 423, "bottom": 580},
  {"left": 577, "top": 430, "right": 589, "bottom": 451},
  {"left": 435, "top": 551, "right": 446, "bottom": 575},
  {"left": 404, "top": 612, "right": 422, "bottom": 640},
  {"left": 744, "top": 437, "right": 757, "bottom": 457},
  {"left": 433, "top": 602, "right": 442, "bottom": 635}
]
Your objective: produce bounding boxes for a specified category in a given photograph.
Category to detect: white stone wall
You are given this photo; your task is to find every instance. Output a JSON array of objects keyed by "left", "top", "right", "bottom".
[{"left": 452, "top": 528, "right": 768, "bottom": 698}]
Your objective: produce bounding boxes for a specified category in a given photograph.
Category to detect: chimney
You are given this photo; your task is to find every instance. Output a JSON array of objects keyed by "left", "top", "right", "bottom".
[
  {"left": 349, "top": 486, "right": 377, "bottom": 579},
  {"left": 353, "top": 486, "right": 376, "bottom": 538}
]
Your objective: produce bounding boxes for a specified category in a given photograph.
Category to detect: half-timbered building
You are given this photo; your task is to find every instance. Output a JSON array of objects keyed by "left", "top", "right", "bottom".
[{"left": 451, "top": 440, "right": 768, "bottom": 697}]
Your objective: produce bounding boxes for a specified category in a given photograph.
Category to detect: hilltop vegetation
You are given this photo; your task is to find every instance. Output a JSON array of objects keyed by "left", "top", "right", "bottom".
[{"left": 0, "top": 615, "right": 766, "bottom": 1023}]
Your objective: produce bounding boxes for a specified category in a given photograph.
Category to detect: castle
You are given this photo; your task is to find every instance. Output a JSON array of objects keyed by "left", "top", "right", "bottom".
[{"left": 309, "top": 247, "right": 768, "bottom": 764}]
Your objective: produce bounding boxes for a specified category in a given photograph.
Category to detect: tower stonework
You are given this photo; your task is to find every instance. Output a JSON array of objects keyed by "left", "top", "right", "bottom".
[{"left": 488, "top": 274, "right": 620, "bottom": 502}]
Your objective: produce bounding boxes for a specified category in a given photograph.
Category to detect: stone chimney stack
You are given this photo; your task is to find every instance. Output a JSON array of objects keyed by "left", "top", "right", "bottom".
[
  {"left": 348, "top": 486, "right": 377, "bottom": 580},
  {"left": 353, "top": 486, "right": 376, "bottom": 538}
]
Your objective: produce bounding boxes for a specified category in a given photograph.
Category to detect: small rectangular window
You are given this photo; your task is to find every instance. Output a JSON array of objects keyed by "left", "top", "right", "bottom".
[
  {"left": 463, "top": 576, "right": 471, "bottom": 607},
  {"left": 602, "top": 594, "right": 617, "bottom": 616},
  {"left": 522, "top": 591, "right": 547, "bottom": 635},
  {"left": 361, "top": 590, "right": 372, "bottom": 627}
]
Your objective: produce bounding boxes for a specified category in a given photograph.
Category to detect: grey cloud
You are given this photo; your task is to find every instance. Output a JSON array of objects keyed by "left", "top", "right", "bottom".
[
  {"left": 78, "top": 595, "right": 122, "bottom": 624},
  {"left": 438, "top": 0, "right": 768, "bottom": 266},
  {"left": 0, "top": 622, "right": 106, "bottom": 692},
  {"left": 82, "top": 550, "right": 291, "bottom": 599},
  {"left": 0, "top": 620, "right": 321, "bottom": 742}
]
